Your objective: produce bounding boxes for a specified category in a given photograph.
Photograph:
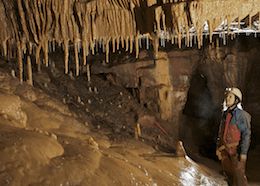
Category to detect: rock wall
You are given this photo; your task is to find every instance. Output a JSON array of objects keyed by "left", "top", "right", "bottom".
[
  {"left": 91, "top": 48, "right": 199, "bottom": 138},
  {"left": 200, "top": 37, "right": 252, "bottom": 107}
]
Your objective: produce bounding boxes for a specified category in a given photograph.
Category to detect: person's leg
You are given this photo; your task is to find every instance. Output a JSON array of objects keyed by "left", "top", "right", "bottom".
[
  {"left": 221, "top": 150, "right": 234, "bottom": 186},
  {"left": 231, "top": 153, "right": 247, "bottom": 186}
]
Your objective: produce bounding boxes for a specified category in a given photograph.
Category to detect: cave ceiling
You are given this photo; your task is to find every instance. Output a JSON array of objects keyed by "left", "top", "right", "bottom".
[{"left": 0, "top": 0, "right": 259, "bottom": 83}]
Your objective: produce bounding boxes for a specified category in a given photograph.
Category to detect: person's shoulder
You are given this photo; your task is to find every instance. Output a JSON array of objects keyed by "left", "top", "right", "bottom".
[{"left": 236, "top": 108, "right": 251, "bottom": 121}]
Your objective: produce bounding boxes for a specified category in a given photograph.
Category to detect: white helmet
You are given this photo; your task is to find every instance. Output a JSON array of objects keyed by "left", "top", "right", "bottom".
[{"left": 225, "top": 87, "right": 242, "bottom": 102}]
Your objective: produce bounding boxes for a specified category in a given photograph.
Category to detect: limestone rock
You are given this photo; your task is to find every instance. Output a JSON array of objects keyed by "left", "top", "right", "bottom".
[{"left": 0, "top": 91, "right": 27, "bottom": 128}]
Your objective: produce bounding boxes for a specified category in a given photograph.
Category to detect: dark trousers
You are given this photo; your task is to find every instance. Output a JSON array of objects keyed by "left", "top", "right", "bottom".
[{"left": 221, "top": 149, "right": 247, "bottom": 186}]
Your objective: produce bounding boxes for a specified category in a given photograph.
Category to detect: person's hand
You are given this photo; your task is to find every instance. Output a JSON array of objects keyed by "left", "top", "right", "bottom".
[
  {"left": 216, "top": 150, "right": 222, "bottom": 160},
  {"left": 240, "top": 154, "right": 247, "bottom": 161}
]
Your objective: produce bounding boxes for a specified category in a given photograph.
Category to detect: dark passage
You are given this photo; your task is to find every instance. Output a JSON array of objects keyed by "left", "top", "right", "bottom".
[{"left": 181, "top": 71, "right": 220, "bottom": 159}]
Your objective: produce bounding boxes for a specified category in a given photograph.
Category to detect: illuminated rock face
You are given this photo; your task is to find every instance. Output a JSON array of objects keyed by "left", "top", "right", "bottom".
[
  {"left": 91, "top": 49, "right": 198, "bottom": 129},
  {"left": 0, "top": 91, "right": 27, "bottom": 128}
]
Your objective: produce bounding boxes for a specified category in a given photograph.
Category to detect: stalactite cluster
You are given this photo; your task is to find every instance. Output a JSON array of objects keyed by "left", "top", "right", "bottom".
[
  {"left": 155, "top": 0, "right": 260, "bottom": 50},
  {"left": 0, "top": 0, "right": 259, "bottom": 84}
]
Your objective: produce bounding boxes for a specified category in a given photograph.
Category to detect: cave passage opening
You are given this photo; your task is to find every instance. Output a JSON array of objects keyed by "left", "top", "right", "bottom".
[{"left": 181, "top": 70, "right": 220, "bottom": 160}]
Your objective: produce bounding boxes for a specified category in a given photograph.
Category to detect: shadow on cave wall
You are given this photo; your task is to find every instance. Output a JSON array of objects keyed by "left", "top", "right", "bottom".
[{"left": 181, "top": 71, "right": 221, "bottom": 159}]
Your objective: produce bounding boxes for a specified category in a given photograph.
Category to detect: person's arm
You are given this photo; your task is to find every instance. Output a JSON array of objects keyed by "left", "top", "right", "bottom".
[{"left": 238, "top": 112, "right": 251, "bottom": 160}]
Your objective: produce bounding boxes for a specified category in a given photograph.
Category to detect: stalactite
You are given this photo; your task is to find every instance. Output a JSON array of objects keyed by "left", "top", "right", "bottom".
[
  {"left": 197, "top": 32, "right": 201, "bottom": 49},
  {"left": 18, "top": 0, "right": 29, "bottom": 40},
  {"left": 178, "top": 33, "right": 181, "bottom": 49},
  {"left": 186, "top": 29, "right": 190, "bottom": 47},
  {"left": 32, "top": 0, "right": 42, "bottom": 41},
  {"left": 52, "top": 0, "right": 61, "bottom": 44},
  {"left": 9, "top": 9, "right": 23, "bottom": 83},
  {"left": 106, "top": 38, "right": 110, "bottom": 63},
  {"left": 135, "top": 31, "right": 139, "bottom": 58},
  {"left": 117, "top": 37, "right": 120, "bottom": 50},
  {"left": 68, "top": 18, "right": 74, "bottom": 46},
  {"left": 27, "top": 56, "right": 33, "bottom": 86},
  {"left": 82, "top": 41, "right": 87, "bottom": 66},
  {"left": 121, "top": 36, "right": 124, "bottom": 48},
  {"left": 91, "top": 39, "right": 95, "bottom": 55},
  {"left": 72, "top": 11, "right": 80, "bottom": 76},
  {"left": 2, "top": 40, "right": 7, "bottom": 57},
  {"left": 162, "top": 11, "right": 167, "bottom": 37},
  {"left": 171, "top": 34, "right": 174, "bottom": 44},
  {"left": 17, "top": 46, "right": 23, "bottom": 84},
  {"left": 121, "top": 11, "right": 126, "bottom": 47},
  {"left": 21, "top": 37, "right": 27, "bottom": 55},
  {"left": 74, "top": 40, "right": 79, "bottom": 76},
  {"left": 227, "top": 19, "right": 230, "bottom": 36},
  {"left": 238, "top": 16, "right": 240, "bottom": 29},
  {"left": 249, "top": 13, "right": 251, "bottom": 28},
  {"left": 25, "top": 2, "right": 38, "bottom": 43},
  {"left": 125, "top": 37, "right": 129, "bottom": 52},
  {"left": 87, "top": 64, "right": 91, "bottom": 82},
  {"left": 45, "top": 0, "right": 52, "bottom": 34},
  {"left": 29, "top": 42, "right": 33, "bottom": 55},
  {"left": 64, "top": 41, "right": 69, "bottom": 74},
  {"left": 90, "top": 11, "right": 96, "bottom": 49},
  {"left": 112, "top": 38, "right": 116, "bottom": 53},
  {"left": 36, "top": 45, "right": 41, "bottom": 73},
  {"left": 155, "top": 7, "right": 162, "bottom": 36},
  {"left": 259, "top": 12, "right": 260, "bottom": 30},
  {"left": 52, "top": 40, "right": 55, "bottom": 52}
]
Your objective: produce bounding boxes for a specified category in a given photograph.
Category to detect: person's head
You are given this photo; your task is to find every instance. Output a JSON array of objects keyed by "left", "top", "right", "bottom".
[{"left": 224, "top": 87, "right": 242, "bottom": 109}]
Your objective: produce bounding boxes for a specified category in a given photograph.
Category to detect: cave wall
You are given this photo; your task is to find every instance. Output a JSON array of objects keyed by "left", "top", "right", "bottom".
[
  {"left": 91, "top": 47, "right": 199, "bottom": 143},
  {"left": 92, "top": 48, "right": 198, "bottom": 122},
  {"left": 200, "top": 37, "right": 252, "bottom": 107}
]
